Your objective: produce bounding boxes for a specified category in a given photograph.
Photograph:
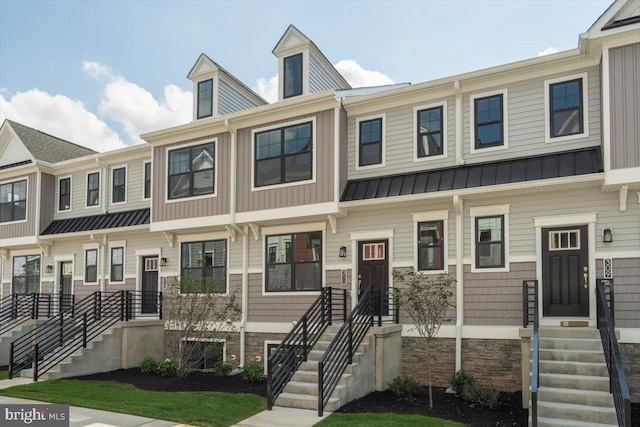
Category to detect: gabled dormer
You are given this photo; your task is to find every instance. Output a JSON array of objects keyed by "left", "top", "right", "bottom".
[
  {"left": 273, "top": 25, "right": 351, "bottom": 101},
  {"left": 188, "top": 54, "right": 267, "bottom": 121}
]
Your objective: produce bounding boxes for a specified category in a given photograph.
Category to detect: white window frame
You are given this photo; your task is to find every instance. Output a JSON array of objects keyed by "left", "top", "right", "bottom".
[
  {"left": 83, "top": 243, "right": 100, "bottom": 285},
  {"left": 142, "top": 160, "right": 152, "bottom": 200},
  {"left": 110, "top": 164, "right": 128, "bottom": 205},
  {"left": 165, "top": 138, "right": 218, "bottom": 203},
  {"left": 108, "top": 240, "right": 126, "bottom": 285},
  {"left": 177, "top": 231, "right": 229, "bottom": 296},
  {"left": 264, "top": 340, "right": 282, "bottom": 373},
  {"left": 413, "top": 210, "right": 449, "bottom": 274},
  {"left": 278, "top": 49, "right": 309, "bottom": 101},
  {"left": 413, "top": 101, "right": 448, "bottom": 163},
  {"left": 470, "top": 204, "right": 510, "bottom": 273},
  {"left": 56, "top": 175, "right": 72, "bottom": 213},
  {"left": 470, "top": 89, "right": 509, "bottom": 154},
  {"left": 0, "top": 176, "right": 29, "bottom": 224},
  {"left": 85, "top": 169, "right": 101, "bottom": 209},
  {"left": 355, "top": 113, "right": 386, "bottom": 171},
  {"left": 544, "top": 72, "right": 589, "bottom": 143}
]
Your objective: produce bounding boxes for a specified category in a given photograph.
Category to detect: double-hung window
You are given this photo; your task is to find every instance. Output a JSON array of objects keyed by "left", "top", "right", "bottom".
[
  {"left": 265, "top": 232, "right": 322, "bottom": 292},
  {"left": 549, "top": 78, "right": 583, "bottom": 138},
  {"left": 0, "top": 179, "right": 27, "bottom": 223},
  {"left": 168, "top": 142, "right": 215, "bottom": 200},
  {"left": 283, "top": 53, "right": 302, "bottom": 98},
  {"left": 85, "top": 249, "right": 98, "bottom": 283},
  {"left": 87, "top": 172, "right": 100, "bottom": 206},
  {"left": 255, "top": 121, "right": 312, "bottom": 187},
  {"left": 58, "top": 177, "right": 71, "bottom": 211},
  {"left": 358, "top": 117, "right": 383, "bottom": 167},
  {"left": 475, "top": 216, "right": 504, "bottom": 268},
  {"left": 12, "top": 255, "right": 40, "bottom": 294},
  {"left": 110, "top": 247, "right": 124, "bottom": 283},
  {"left": 180, "top": 240, "right": 227, "bottom": 293},
  {"left": 197, "top": 79, "right": 213, "bottom": 119},
  {"left": 112, "top": 167, "right": 126, "bottom": 203},
  {"left": 417, "top": 106, "right": 443, "bottom": 158},
  {"left": 473, "top": 93, "right": 504, "bottom": 149},
  {"left": 418, "top": 221, "right": 444, "bottom": 271},
  {"left": 144, "top": 162, "right": 151, "bottom": 199}
]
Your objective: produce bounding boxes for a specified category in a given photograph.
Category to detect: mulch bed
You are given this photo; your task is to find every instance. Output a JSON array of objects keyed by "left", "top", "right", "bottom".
[{"left": 73, "top": 369, "right": 639, "bottom": 427}]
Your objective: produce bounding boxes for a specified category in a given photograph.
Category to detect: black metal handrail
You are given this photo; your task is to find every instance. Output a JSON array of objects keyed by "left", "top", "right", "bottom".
[
  {"left": 522, "top": 280, "right": 536, "bottom": 328},
  {"left": 267, "top": 287, "right": 347, "bottom": 410},
  {"left": 523, "top": 280, "right": 539, "bottom": 427},
  {"left": 596, "top": 279, "right": 631, "bottom": 427},
  {"left": 317, "top": 287, "right": 399, "bottom": 416},
  {"left": 9, "top": 290, "right": 162, "bottom": 381},
  {"left": 0, "top": 293, "right": 73, "bottom": 337}
]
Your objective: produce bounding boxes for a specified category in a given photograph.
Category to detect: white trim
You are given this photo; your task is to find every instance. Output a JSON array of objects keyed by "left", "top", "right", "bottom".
[
  {"left": 9, "top": 248, "right": 42, "bottom": 257},
  {"left": 350, "top": 230, "right": 394, "bottom": 310},
  {"left": 413, "top": 101, "right": 448, "bottom": 163},
  {"left": 279, "top": 49, "right": 308, "bottom": 101},
  {"left": 604, "top": 167, "right": 640, "bottom": 186},
  {"left": 469, "top": 88, "right": 509, "bottom": 154},
  {"left": 400, "top": 324, "right": 520, "bottom": 340},
  {"left": 0, "top": 175, "right": 29, "bottom": 225},
  {"left": 534, "top": 212, "right": 597, "bottom": 228},
  {"left": 165, "top": 138, "right": 218, "bottom": 204},
  {"left": 85, "top": 169, "right": 101, "bottom": 209},
  {"left": 250, "top": 116, "right": 317, "bottom": 192},
  {"left": 177, "top": 231, "right": 229, "bottom": 243},
  {"left": 142, "top": 160, "right": 152, "bottom": 200},
  {"left": 325, "top": 263, "right": 351, "bottom": 271},
  {"left": 247, "top": 268, "right": 262, "bottom": 274},
  {"left": 150, "top": 214, "right": 233, "bottom": 233},
  {"left": 333, "top": 107, "right": 341, "bottom": 204},
  {"left": 355, "top": 113, "right": 386, "bottom": 170},
  {"left": 544, "top": 72, "right": 590, "bottom": 144},
  {"left": 177, "top": 237, "right": 230, "bottom": 295},
  {"left": 56, "top": 175, "right": 72, "bottom": 213},
  {"left": 235, "top": 202, "right": 339, "bottom": 224},
  {"left": 413, "top": 210, "right": 449, "bottom": 274},
  {"left": 54, "top": 256, "right": 75, "bottom": 299},
  {"left": 510, "top": 255, "right": 537, "bottom": 263},
  {"left": 261, "top": 221, "right": 326, "bottom": 236},
  {"left": 107, "top": 240, "right": 126, "bottom": 285},
  {"left": 83, "top": 244, "right": 99, "bottom": 285},
  {"left": 619, "top": 329, "right": 640, "bottom": 344},
  {"left": 470, "top": 204, "right": 510, "bottom": 273},
  {"left": 468, "top": 204, "right": 510, "bottom": 217},
  {"left": 110, "top": 163, "right": 128, "bottom": 205},
  {"left": 602, "top": 47, "right": 611, "bottom": 171},
  {"left": 135, "top": 248, "right": 162, "bottom": 257},
  {"left": 244, "top": 322, "right": 297, "bottom": 333},
  {"left": 349, "top": 229, "right": 394, "bottom": 241},
  {"left": 595, "top": 250, "right": 640, "bottom": 259}
]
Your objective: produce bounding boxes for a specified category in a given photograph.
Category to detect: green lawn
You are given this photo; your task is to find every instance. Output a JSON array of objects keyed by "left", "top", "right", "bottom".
[
  {"left": 0, "top": 371, "right": 19, "bottom": 380},
  {"left": 0, "top": 379, "right": 266, "bottom": 427},
  {"left": 316, "top": 413, "right": 468, "bottom": 427}
]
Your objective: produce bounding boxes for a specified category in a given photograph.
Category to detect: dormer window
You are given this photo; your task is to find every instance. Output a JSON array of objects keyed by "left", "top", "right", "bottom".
[
  {"left": 283, "top": 53, "right": 303, "bottom": 98},
  {"left": 197, "top": 79, "right": 213, "bottom": 119}
]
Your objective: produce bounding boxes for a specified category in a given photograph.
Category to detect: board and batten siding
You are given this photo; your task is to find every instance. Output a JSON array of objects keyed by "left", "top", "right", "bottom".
[
  {"left": 218, "top": 78, "right": 264, "bottom": 116},
  {"left": 0, "top": 172, "right": 36, "bottom": 239},
  {"left": 39, "top": 173, "right": 55, "bottom": 233},
  {"left": 609, "top": 43, "right": 640, "bottom": 170},
  {"left": 153, "top": 133, "right": 231, "bottom": 222},
  {"left": 308, "top": 51, "right": 346, "bottom": 94},
  {"left": 236, "top": 110, "right": 334, "bottom": 213}
]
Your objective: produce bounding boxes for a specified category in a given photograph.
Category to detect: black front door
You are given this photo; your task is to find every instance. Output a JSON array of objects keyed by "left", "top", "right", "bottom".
[
  {"left": 141, "top": 256, "right": 159, "bottom": 314},
  {"left": 358, "top": 240, "right": 389, "bottom": 316},
  {"left": 59, "top": 261, "right": 73, "bottom": 311},
  {"left": 542, "top": 226, "right": 589, "bottom": 316}
]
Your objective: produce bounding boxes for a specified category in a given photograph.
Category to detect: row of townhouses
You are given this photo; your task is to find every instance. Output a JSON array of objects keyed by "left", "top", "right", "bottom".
[{"left": 1, "top": 0, "right": 639, "bottom": 421}]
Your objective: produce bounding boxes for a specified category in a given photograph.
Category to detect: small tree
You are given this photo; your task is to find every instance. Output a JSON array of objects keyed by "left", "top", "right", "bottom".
[
  {"left": 165, "top": 275, "right": 241, "bottom": 377},
  {"left": 393, "top": 269, "right": 455, "bottom": 409}
]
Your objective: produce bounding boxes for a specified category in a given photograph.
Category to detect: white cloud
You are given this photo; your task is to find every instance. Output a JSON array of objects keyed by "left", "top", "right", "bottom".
[
  {"left": 538, "top": 47, "right": 558, "bottom": 57},
  {"left": 254, "top": 75, "right": 279, "bottom": 103},
  {"left": 82, "top": 61, "right": 113, "bottom": 80},
  {"left": 0, "top": 89, "right": 126, "bottom": 152}
]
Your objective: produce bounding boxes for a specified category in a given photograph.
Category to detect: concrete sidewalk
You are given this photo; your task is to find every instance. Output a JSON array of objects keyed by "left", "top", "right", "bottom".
[{"left": 231, "top": 407, "right": 328, "bottom": 426}]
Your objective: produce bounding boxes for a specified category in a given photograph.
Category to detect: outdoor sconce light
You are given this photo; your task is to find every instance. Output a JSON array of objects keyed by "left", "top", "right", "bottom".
[
  {"left": 339, "top": 246, "right": 347, "bottom": 258},
  {"left": 603, "top": 228, "right": 613, "bottom": 243},
  {"left": 45, "top": 265, "right": 54, "bottom": 274},
  {"left": 160, "top": 257, "right": 168, "bottom": 267}
]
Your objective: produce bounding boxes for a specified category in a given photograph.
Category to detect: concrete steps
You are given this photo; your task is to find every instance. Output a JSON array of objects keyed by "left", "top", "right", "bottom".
[
  {"left": 0, "top": 321, "right": 38, "bottom": 366},
  {"left": 530, "top": 327, "right": 617, "bottom": 427}
]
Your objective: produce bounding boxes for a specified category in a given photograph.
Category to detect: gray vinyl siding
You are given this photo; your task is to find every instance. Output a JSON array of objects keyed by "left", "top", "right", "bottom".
[
  {"left": 218, "top": 78, "right": 264, "bottom": 116},
  {"left": 0, "top": 172, "right": 36, "bottom": 239},
  {"left": 54, "top": 168, "right": 102, "bottom": 219},
  {"left": 308, "top": 51, "right": 347, "bottom": 94},
  {"left": 39, "top": 173, "right": 54, "bottom": 233},
  {"left": 596, "top": 258, "right": 640, "bottom": 329},
  {"left": 236, "top": 110, "right": 334, "bottom": 213},
  {"left": 152, "top": 133, "right": 231, "bottom": 222},
  {"left": 106, "top": 160, "right": 150, "bottom": 213},
  {"left": 609, "top": 43, "right": 640, "bottom": 169}
]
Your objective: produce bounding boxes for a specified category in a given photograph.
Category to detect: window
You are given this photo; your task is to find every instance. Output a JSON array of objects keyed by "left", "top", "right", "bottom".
[
  {"left": 358, "top": 118, "right": 383, "bottom": 167},
  {"left": 475, "top": 216, "right": 504, "bottom": 268},
  {"left": 418, "top": 221, "right": 444, "bottom": 271},
  {"left": 549, "top": 79, "right": 583, "bottom": 138},
  {"left": 549, "top": 230, "right": 580, "bottom": 250},
  {"left": 197, "top": 79, "right": 213, "bottom": 119},
  {"left": 110, "top": 247, "right": 124, "bottom": 282},
  {"left": 12, "top": 255, "right": 40, "bottom": 294},
  {"left": 85, "top": 249, "right": 98, "bottom": 283},
  {"left": 180, "top": 240, "right": 227, "bottom": 293},
  {"left": 0, "top": 179, "right": 27, "bottom": 223},
  {"left": 184, "top": 340, "right": 224, "bottom": 370},
  {"left": 473, "top": 93, "right": 504, "bottom": 149},
  {"left": 87, "top": 172, "right": 100, "bottom": 206},
  {"left": 254, "top": 121, "right": 312, "bottom": 187},
  {"left": 144, "top": 162, "right": 151, "bottom": 199},
  {"left": 168, "top": 142, "right": 215, "bottom": 200},
  {"left": 283, "top": 53, "right": 302, "bottom": 98},
  {"left": 58, "top": 177, "right": 71, "bottom": 211},
  {"left": 112, "top": 167, "right": 126, "bottom": 203},
  {"left": 417, "top": 106, "right": 443, "bottom": 158},
  {"left": 265, "top": 232, "right": 322, "bottom": 292}
]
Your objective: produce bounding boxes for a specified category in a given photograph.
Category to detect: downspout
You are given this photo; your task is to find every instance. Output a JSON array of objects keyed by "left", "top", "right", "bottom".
[
  {"left": 240, "top": 227, "right": 249, "bottom": 369},
  {"left": 453, "top": 195, "right": 464, "bottom": 372},
  {"left": 96, "top": 158, "right": 108, "bottom": 214},
  {"left": 454, "top": 81, "right": 464, "bottom": 166}
]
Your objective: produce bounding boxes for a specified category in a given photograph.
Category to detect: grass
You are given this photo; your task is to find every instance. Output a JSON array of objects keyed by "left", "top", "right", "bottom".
[
  {"left": 316, "top": 413, "right": 468, "bottom": 427},
  {"left": 0, "top": 379, "right": 266, "bottom": 427},
  {"left": 0, "top": 371, "right": 20, "bottom": 380}
]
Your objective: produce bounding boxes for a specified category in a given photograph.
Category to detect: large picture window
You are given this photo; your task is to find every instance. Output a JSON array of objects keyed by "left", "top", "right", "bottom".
[
  {"left": 255, "top": 122, "right": 312, "bottom": 187},
  {"left": 418, "top": 221, "right": 444, "bottom": 271},
  {"left": 112, "top": 167, "right": 126, "bottom": 203},
  {"left": 475, "top": 216, "right": 504, "bottom": 268},
  {"left": 550, "top": 79, "right": 583, "bottom": 138},
  {"left": 358, "top": 118, "right": 383, "bottom": 167},
  {"left": 197, "top": 79, "right": 213, "bottom": 119},
  {"left": 85, "top": 249, "right": 98, "bottom": 283},
  {"left": 58, "top": 177, "right": 71, "bottom": 211},
  {"left": 474, "top": 94, "right": 504, "bottom": 149},
  {"left": 168, "top": 142, "right": 215, "bottom": 200},
  {"left": 283, "top": 53, "right": 302, "bottom": 98},
  {"left": 266, "top": 232, "right": 322, "bottom": 292},
  {"left": 180, "top": 240, "right": 227, "bottom": 293},
  {"left": 0, "top": 179, "right": 27, "bottom": 223},
  {"left": 12, "top": 255, "right": 40, "bottom": 294},
  {"left": 417, "top": 107, "right": 443, "bottom": 158},
  {"left": 87, "top": 172, "right": 100, "bottom": 206}
]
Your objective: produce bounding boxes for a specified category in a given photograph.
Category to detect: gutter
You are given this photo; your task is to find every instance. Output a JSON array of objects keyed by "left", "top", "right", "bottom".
[{"left": 453, "top": 195, "right": 464, "bottom": 372}]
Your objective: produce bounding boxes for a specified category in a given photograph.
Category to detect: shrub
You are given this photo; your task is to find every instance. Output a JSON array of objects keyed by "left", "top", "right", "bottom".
[
  {"left": 448, "top": 370, "right": 475, "bottom": 394},
  {"left": 463, "top": 383, "right": 501, "bottom": 409},
  {"left": 157, "top": 358, "right": 176, "bottom": 378},
  {"left": 388, "top": 376, "right": 422, "bottom": 399},
  {"left": 241, "top": 363, "right": 264, "bottom": 383},
  {"left": 214, "top": 360, "right": 232, "bottom": 377},
  {"left": 140, "top": 357, "right": 158, "bottom": 375}
]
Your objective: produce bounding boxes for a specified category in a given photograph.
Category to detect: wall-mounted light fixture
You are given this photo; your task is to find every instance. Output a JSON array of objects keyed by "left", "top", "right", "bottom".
[
  {"left": 160, "top": 257, "right": 168, "bottom": 267},
  {"left": 45, "top": 265, "right": 54, "bottom": 274},
  {"left": 339, "top": 246, "right": 347, "bottom": 258},
  {"left": 603, "top": 228, "right": 613, "bottom": 243}
]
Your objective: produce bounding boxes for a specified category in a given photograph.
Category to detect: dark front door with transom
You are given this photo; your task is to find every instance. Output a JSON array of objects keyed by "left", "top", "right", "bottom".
[
  {"left": 141, "top": 256, "right": 159, "bottom": 314},
  {"left": 542, "top": 226, "right": 589, "bottom": 316},
  {"left": 59, "top": 261, "right": 73, "bottom": 311},
  {"left": 358, "top": 240, "right": 389, "bottom": 316}
]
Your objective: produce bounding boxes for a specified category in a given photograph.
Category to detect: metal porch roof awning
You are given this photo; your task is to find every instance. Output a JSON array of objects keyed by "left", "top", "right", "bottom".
[
  {"left": 42, "top": 208, "right": 150, "bottom": 235},
  {"left": 341, "top": 147, "right": 602, "bottom": 202}
]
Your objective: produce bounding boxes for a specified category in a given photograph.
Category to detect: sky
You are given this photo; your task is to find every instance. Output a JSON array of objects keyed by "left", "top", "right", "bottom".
[{"left": 0, "top": 0, "right": 613, "bottom": 152}]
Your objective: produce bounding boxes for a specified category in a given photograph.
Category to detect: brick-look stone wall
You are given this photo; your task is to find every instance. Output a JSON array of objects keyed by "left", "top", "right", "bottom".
[
  {"left": 620, "top": 343, "right": 640, "bottom": 403},
  {"left": 401, "top": 337, "right": 521, "bottom": 392},
  {"left": 164, "top": 330, "right": 241, "bottom": 368},
  {"left": 596, "top": 258, "right": 640, "bottom": 328},
  {"left": 244, "top": 332, "right": 288, "bottom": 366}
]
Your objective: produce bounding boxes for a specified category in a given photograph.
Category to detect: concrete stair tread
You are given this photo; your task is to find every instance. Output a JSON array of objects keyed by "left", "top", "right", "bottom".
[
  {"left": 277, "top": 392, "right": 339, "bottom": 403},
  {"left": 538, "top": 400, "right": 616, "bottom": 413},
  {"left": 538, "top": 386, "right": 612, "bottom": 397},
  {"left": 535, "top": 416, "right": 617, "bottom": 427},
  {"left": 539, "top": 372, "right": 608, "bottom": 381}
]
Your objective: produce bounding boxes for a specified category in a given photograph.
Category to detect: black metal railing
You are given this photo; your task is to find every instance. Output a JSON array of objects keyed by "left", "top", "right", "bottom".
[
  {"left": 522, "top": 280, "right": 539, "bottom": 427},
  {"left": 522, "top": 280, "right": 537, "bottom": 328},
  {"left": 0, "top": 293, "right": 75, "bottom": 337},
  {"left": 267, "top": 287, "right": 347, "bottom": 410},
  {"left": 317, "top": 287, "right": 399, "bottom": 416},
  {"left": 9, "top": 290, "right": 162, "bottom": 381},
  {"left": 596, "top": 279, "right": 631, "bottom": 427}
]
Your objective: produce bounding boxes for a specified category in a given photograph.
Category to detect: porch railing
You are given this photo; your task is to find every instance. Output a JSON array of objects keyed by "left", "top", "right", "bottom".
[
  {"left": 522, "top": 280, "right": 539, "bottom": 427},
  {"left": 0, "top": 293, "right": 75, "bottom": 337},
  {"left": 596, "top": 279, "right": 631, "bottom": 427}
]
